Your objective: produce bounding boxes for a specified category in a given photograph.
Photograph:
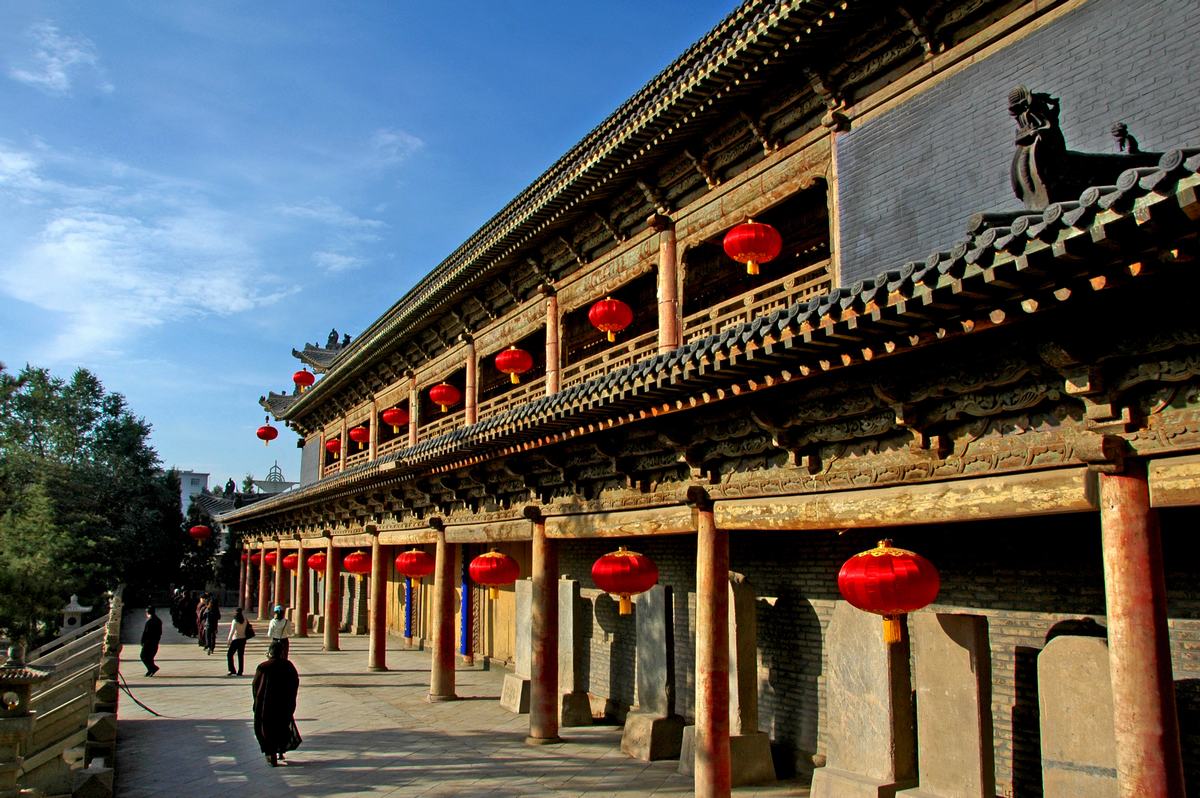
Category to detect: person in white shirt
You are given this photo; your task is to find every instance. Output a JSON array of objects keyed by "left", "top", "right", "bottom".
[
  {"left": 226, "top": 607, "right": 250, "bottom": 675},
  {"left": 267, "top": 605, "right": 293, "bottom": 656}
]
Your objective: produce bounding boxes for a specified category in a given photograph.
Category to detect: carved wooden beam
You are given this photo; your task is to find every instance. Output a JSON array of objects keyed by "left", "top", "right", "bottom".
[
  {"left": 895, "top": 3, "right": 943, "bottom": 58},
  {"left": 593, "top": 211, "right": 627, "bottom": 244},
  {"left": 683, "top": 148, "right": 720, "bottom": 189},
  {"left": 801, "top": 66, "right": 849, "bottom": 131},
  {"left": 738, "top": 110, "right": 778, "bottom": 155},
  {"left": 636, "top": 179, "right": 670, "bottom": 215},
  {"left": 557, "top": 235, "right": 586, "bottom": 267}
]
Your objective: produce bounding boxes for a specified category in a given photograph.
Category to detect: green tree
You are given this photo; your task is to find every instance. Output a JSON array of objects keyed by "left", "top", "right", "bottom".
[{"left": 0, "top": 482, "right": 75, "bottom": 642}]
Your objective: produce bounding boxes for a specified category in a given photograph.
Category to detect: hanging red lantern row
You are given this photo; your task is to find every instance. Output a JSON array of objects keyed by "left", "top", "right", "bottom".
[
  {"left": 293, "top": 368, "right": 315, "bottom": 393},
  {"left": 591, "top": 546, "right": 659, "bottom": 615},
  {"left": 381, "top": 406, "right": 409, "bottom": 434},
  {"left": 250, "top": 552, "right": 263, "bottom": 566},
  {"left": 343, "top": 550, "right": 372, "bottom": 575},
  {"left": 588, "top": 296, "right": 634, "bottom": 342},
  {"left": 469, "top": 549, "right": 520, "bottom": 600},
  {"left": 348, "top": 425, "right": 370, "bottom": 450},
  {"left": 188, "top": 524, "right": 212, "bottom": 547},
  {"left": 241, "top": 551, "right": 248, "bottom": 562},
  {"left": 306, "top": 551, "right": 327, "bottom": 573},
  {"left": 495, "top": 346, "right": 534, "bottom": 384},
  {"left": 837, "top": 539, "right": 940, "bottom": 644},
  {"left": 325, "top": 438, "right": 341, "bottom": 460},
  {"left": 394, "top": 548, "right": 436, "bottom": 592},
  {"left": 429, "top": 382, "right": 462, "bottom": 413},
  {"left": 282, "top": 553, "right": 299, "bottom": 571},
  {"left": 256, "top": 416, "right": 279, "bottom": 446},
  {"left": 264, "top": 550, "right": 279, "bottom": 568},
  {"left": 723, "top": 219, "right": 782, "bottom": 276}
]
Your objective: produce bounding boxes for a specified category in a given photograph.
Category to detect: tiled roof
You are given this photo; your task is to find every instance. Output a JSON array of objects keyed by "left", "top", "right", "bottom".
[
  {"left": 259, "top": 391, "right": 298, "bottom": 417},
  {"left": 220, "top": 149, "right": 1200, "bottom": 525},
  {"left": 292, "top": 345, "right": 340, "bottom": 373}
]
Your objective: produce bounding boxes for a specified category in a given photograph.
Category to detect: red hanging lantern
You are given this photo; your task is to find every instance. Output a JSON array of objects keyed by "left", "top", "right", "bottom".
[
  {"left": 429, "top": 382, "right": 462, "bottom": 413},
  {"left": 723, "top": 220, "right": 782, "bottom": 276},
  {"left": 250, "top": 551, "right": 262, "bottom": 566},
  {"left": 282, "top": 553, "right": 299, "bottom": 571},
  {"left": 469, "top": 549, "right": 520, "bottom": 600},
  {"left": 588, "top": 296, "right": 634, "bottom": 342},
  {"left": 325, "top": 438, "right": 341, "bottom": 460},
  {"left": 293, "top": 368, "right": 315, "bottom": 393},
  {"left": 494, "top": 346, "right": 534, "bottom": 384},
  {"left": 394, "top": 548, "right": 435, "bottom": 592},
  {"left": 381, "top": 406, "right": 409, "bottom": 434},
  {"left": 837, "top": 539, "right": 940, "bottom": 644},
  {"left": 241, "top": 551, "right": 248, "bottom": 562},
  {"left": 188, "top": 524, "right": 212, "bottom": 547},
  {"left": 264, "top": 550, "right": 279, "bottom": 568},
  {"left": 591, "top": 546, "right": 659, "bottom": 615},
  {"left": 343, "top": 550, "right": 372, "bottom": 575},
  {"left": 306, "top": 551, "right": 327, "bottom": 572},
  {"left": 348, "top": 425, "right": 370, "bottom": 450},
  {"left": 257, "top": 415, "right": 279, "bottom": 446}
]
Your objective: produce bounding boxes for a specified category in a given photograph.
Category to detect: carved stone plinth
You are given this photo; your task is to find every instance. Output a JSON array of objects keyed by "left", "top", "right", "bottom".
[{"left": 620, "top": 712, "right": 685, "bottom": 761}]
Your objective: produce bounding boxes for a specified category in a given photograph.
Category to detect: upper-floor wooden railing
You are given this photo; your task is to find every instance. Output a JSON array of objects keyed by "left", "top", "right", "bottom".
[{"left": 311, "top": 262, "right": 832, "bottom": 460}]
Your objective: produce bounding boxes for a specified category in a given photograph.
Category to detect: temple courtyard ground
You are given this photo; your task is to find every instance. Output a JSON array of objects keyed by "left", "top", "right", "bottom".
[{"left": 116, "top": 609, "right": 809, "bottom": 797}]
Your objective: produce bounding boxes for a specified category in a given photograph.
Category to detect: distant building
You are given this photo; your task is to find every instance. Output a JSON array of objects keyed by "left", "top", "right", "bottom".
[{"left": 178, "top": 470, "right": 208, "bottom": 514}]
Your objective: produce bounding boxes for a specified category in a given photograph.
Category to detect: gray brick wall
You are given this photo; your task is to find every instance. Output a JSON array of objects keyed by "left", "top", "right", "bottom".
[{"left": 837, "top": 0, "right": 1200, "bottom": 285}]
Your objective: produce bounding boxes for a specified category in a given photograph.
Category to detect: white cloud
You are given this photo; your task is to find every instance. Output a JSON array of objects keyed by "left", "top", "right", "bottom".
[
  {"left": 312, "top": 250, "right": 364, "bottom": 273},
  {"left": 0, "top": 142, "right": 289, "bottom": 361},
  {"left": 370, "top": 128, "right": 423, "bottom": 167},
  {"left": 276, "top": 198, "right": 383, "bottom": 230},
  {"left": 8, "top": 22, "right": 113, "bottom": 95}
]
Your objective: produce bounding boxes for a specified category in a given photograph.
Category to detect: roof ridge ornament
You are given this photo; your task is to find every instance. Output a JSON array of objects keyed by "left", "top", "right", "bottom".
[{"left": 1009, "top": 85, "right": 1159, "bottom": 210}]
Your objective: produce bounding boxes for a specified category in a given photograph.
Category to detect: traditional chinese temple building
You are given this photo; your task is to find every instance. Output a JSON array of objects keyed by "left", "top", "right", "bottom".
[{"left": 221, "top": 0, "right": 1200, "bottom": 795}]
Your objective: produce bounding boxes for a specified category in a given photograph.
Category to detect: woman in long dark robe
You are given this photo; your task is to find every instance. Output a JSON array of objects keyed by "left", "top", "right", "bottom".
[{"left": 252, "top": 641, "right": 300, "bottom": 766}]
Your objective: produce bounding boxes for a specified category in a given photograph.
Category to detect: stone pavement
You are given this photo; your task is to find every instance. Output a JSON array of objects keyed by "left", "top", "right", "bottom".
[{"left": 117, "top": 609, "right": 810, "bottom": 797}]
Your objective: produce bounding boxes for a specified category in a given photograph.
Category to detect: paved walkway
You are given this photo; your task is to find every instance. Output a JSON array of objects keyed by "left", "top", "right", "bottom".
[{"left": 116, "top": 609, "right": 809, "bottom": 797}]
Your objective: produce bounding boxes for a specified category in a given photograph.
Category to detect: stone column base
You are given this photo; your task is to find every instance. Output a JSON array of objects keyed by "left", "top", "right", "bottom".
[
  {"left": 500, "top": 675, "right": 530, "bottom": 713},
  {"left": 620, "top": 712, "right": 685, "bottom": 761},
  {"left": 560, "top": 692, "right": 592, "bottom": 727},
  {"left": 810, "top": 766, "right": 916, "bottom": 798},
  {"left": 678, "top": 727, "right": 776, "bottom": 786}
]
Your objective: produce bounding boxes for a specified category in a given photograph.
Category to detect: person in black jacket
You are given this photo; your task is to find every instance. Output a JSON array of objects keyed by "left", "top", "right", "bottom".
[{"left": 141, "top": 606, "right": 163, "bottom": 676}]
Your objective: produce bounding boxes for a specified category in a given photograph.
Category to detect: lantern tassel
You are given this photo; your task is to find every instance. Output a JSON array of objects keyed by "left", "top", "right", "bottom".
[
  {"left": 618, "top": 595, "right": 632, "bottom": 615},
  {"left": 606, "top": 330, "right": 616, "bottom": 342},
  {"left": 883, "top": 615, "right": 903, "bottom": 645},
  {"left": 510, "top": 373, "right": 519, "bottom": 384},
  {"left": 263, "top": 439, "right": 269, "bottom": 447},
  {"left": 747, "top": 261, "right": 759, "bottom": 276},
  {"left": 440, "top": 403, "right": 448, "bottom": 412},
  {"left": 391, "top": 425, "right": 399, "bottom": 434},
  {"left": 489, "top": 586, "right": 499, "bottom": 601}
]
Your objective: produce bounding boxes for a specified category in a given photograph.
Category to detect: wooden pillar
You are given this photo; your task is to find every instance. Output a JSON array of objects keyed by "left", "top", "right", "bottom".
[
  {"left": 296, "top": 540, "right": 309, "bottom": 638},
  {"left": 693, "top": 489, "right": 731, "bottom": 798},
  {"left": 368, "top": 532, "right": 388, "bottom": 671},
  {"left": 407, "top": 372, "right": 419, "bottom": 446},
  {"left": 652, "top": 213, "right": 680, "bottom": 353},
  {"left": 338, "top": 419, "right": 347, "bottom": 473},
  {"left": 429, "top": 524, "right": 457, "bottom": 701},
  {"left": 1098, "top": 462, "right": 1185, "bottom": 797},
  {"left": 369, "top": 398, "right": 379, "bottom": 461},
  {"left": 544, "top": 287, "right": 560, "bottom": 395},
  {"left": 323, "top": 538, "right": 341, "bottom": 652},
  {"left": 257, "top": 543, "right": 270, "bottom": 620},
  {"left": 527, "top": 509, "right": 560, "bottom": 743},
  {"left": 273, "top": 540, "right": 286, "bottom": 610},
  {"left": 239, "top": 549, "right": 249, "bottom": 611},
  {"left": 464, "top": 335, "right": 478, "bottom": 425}
]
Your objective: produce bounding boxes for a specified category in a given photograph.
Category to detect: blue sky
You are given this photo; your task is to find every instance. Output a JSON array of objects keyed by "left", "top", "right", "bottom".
[{"left": 0, "top": 1, "right": 739, "bottom": 488}]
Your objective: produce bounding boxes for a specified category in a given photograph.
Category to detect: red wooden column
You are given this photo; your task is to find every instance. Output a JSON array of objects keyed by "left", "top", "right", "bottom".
[
  {"left": 1098, "top": 461, "right": 1185, "bottom": 797},
  {"left": 323, "top": 537, "right": 341, "bottom": 652},
  {"left": 296, "top": 539, "right": 310, "bottom": 638},
  {"left": 692, "top": 488, "right": 731, "bottom": 798},
  {"left": 407, "top": 372, "right": 419, "bottom": 446},
  {"left": 273, "top": 540, "right": 286, "bottom": 610},
  {"left": 368, "top": 532, "right": 389, "bottom": 671},
  {"left": 526, "top": 508, "right": 560, "bottom": 744},
  {"left": 543, "top": 286, "right": 560, "bottom": 395},
  {"left": 429, "top": 523, "right": 457, "bottom": 701},
  {"left": 257, "top": 543, "right": 270, "bottom": 620},
  {"left": 651, "top": 213, "right": 680, "bottom": 353},
  {"left": 464, "top": 336, "right": 478, "bottom": 425},
  {"left": 238, "top": 549, "right": 248, "bottom": 611}
]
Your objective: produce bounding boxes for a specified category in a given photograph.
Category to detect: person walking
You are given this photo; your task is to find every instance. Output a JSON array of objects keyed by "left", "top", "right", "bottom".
[
  {"left": 226, "top": 607, "right": 251, "bottom": 675},
  {"left": 141, "top": 606, "right": 162, "bottom": 676},
  {"left": 196, "top": 593, "right": 209, "bottom": 650},
  {"left": 252, "top": 640, "right": 300, "bottom": 766},
  {"left": 266, "top": 605, "right": 293, "bottom": 657},
  {"left": 204, "top": 597, "right": 221, "bottom": 655}
]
